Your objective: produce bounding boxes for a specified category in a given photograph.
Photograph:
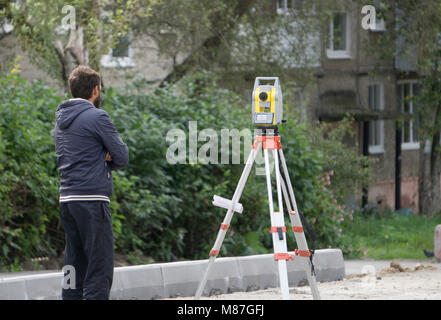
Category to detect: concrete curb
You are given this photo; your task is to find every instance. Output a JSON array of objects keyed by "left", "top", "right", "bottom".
[{"left": 0, "top": 249, "right": 344, "bottom": 300}]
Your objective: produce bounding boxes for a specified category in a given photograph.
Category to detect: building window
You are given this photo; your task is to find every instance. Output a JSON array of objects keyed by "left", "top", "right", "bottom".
[
  {"left": 276, "top": 0, "right": 306, "bottom": 14},
  {"left": 326, "top": 12, "right": 351, "bottom": 59},
  {"left": 371, "top": 0, "right": 386, "bottom": 32},
  {"left": 1, "top": 1, "right": 19, "bottom": 34},
  {"left": 0, "top": 20, "right": 13, "bottom": 35},
  {"left": 276, "top": 0, "right": 292, "bottom": 14},
  {"left": 368, "top": 83, "right": 384, "bottom": 154},
  {"left": 101, "top": 36, "right": 135, "bottom": 68},
  {"left": 398, "top": 81, "right": 419, "bottom": 150}
]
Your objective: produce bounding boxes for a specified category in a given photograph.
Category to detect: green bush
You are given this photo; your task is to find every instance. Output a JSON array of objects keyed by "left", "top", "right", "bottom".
[
  {"left": 0, "top": 65, "right": 63, "bottom": 270},
  {"left": 0, "top": 65, "right": 366, "bottom": 270},
  {"left": 103, "top": 72, "right": 261, "bottom": 260},
  {"left": 104, "top": 72, "right": 361, "bottom": 260}
]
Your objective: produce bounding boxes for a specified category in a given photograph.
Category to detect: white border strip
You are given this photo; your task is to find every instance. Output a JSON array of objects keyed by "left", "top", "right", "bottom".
[{"left": 60, "top": 195, "right": 110, "bottom": 203}]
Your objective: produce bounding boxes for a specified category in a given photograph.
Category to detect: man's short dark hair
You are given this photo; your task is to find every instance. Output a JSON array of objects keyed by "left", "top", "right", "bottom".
[{"left": 68, "top": 65, "right": 101, "bottom": 99}]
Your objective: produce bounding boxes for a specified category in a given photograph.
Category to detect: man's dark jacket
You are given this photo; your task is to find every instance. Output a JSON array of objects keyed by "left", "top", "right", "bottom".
[{"left": 54, "top": 98, "right": 129, "bottom": 201}]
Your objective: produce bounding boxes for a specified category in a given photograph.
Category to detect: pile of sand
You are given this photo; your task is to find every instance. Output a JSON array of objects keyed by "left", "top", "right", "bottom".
[
  {"left": 345, "top": 260, "right": 438, "bottom": 279},
  {"left": 377, "top": 260, "right": 437, "bottom": 276}
]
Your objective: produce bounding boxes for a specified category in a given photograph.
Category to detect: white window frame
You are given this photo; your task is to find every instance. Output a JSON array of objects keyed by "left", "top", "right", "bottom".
[
  {"left": 100, "top": 36, "right": 135, "bottom": 68},
  {"left": 370, "top": 0, "right": 386, "bottom": 32},
  {"left": 326, "top": 12, "right": 351, "bottom": 59},
  {"left": 368, "top": 83, "right": 385, "bottom": 154},
  {"left": 398, "top": 80, "right": 419, "bottom": 150},
  {"left": 276, "top": 0, "right": 291, "bottom": 14},
  {"left": 422, "top": 137, "right": 441, "bottom": 154},
  {"left": 1, "top": 1, "right": 20, "bottom": 35},
  {"left": 0, "top": 18, "right": 14, "bottom": 35},
  {"left": 371, "top": 15, "right": 386, "bottom": 32},
  {"left": 276, "top": 0, "right": 305, "bottom": 15}
]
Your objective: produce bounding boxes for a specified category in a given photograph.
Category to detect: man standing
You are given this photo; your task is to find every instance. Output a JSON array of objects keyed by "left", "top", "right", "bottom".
[{"left": 54, "top": 65, "right": 129, "bottom": 300}]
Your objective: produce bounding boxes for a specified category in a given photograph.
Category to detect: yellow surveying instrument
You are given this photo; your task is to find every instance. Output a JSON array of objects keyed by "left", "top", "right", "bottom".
[
  {"left": 194, "top": 77, "right": 320, "bottom": 300},
  {"left": 252, "top": 77, "right": 283, "bottom": 125}
]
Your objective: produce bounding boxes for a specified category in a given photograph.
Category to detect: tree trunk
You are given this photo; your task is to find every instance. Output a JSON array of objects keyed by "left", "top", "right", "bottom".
[
  {"left": 54, "top": 26, "right": 94, "bottom": 91},
  {"left": 160, "top": 0, "right": 255, "bottom": 85},
  {"left": 418, "top": 105, "right": 441, "bottom": 215}
]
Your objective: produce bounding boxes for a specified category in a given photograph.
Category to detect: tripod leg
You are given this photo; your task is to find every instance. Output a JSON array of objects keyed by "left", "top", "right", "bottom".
[
  {"left": 264, "top": 148, "right": 290, "bottom": 300},
  {"left": 278, "top": 148, "right": 321, "bottom": 300},
  {"left": 273, "top": 149, "right": 284, "bottom": 217},
  {"left": 194, "top": 140, "right": 261, "bottom": 300}
]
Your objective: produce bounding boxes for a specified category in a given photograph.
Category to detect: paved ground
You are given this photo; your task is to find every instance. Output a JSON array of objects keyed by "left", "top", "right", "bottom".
[
  {"left": 167, "top": 259, "right": 441, "bottom": 300},
  {"left": 1, "top": 259, "right": 439, "bottom": 300}
]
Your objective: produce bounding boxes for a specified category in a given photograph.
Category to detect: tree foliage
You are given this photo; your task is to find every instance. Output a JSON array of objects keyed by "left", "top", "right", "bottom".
[
  {"left": 0, "top": 0, "right": 153, "bottom": 88},
  {"left": 0, "top": 62, "right": 368, "bottom": 269},
  {"left": 0, "top": 59, "right": 63, "bottom": 269}
]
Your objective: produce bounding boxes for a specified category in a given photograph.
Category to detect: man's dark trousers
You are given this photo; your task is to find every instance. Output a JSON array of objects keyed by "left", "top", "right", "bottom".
[{"left": 60, "top": 201, "right": 114, "bottom": 300}]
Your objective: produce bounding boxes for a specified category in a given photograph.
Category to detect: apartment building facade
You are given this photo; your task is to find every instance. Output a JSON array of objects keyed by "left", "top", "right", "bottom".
[
  {"left": 0, "top": 0, "right": 429, "bottom": 212},
  {"left": 315, "top": 1, "right": 424, "bottom": 212}
]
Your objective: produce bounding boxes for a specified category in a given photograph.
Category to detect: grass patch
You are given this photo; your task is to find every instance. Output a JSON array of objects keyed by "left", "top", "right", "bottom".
[{"left": 341, "top": 210, "right": 440, "bottom": 260}]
